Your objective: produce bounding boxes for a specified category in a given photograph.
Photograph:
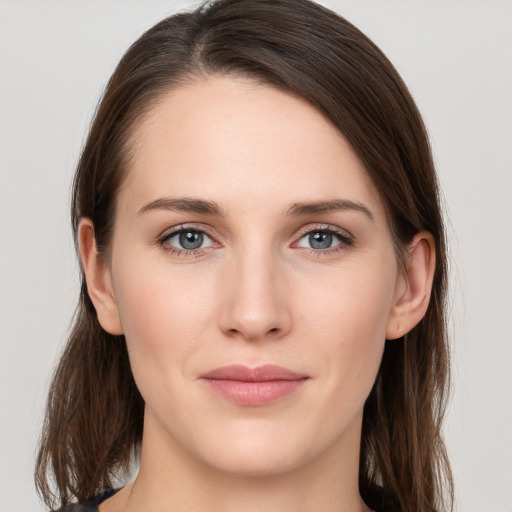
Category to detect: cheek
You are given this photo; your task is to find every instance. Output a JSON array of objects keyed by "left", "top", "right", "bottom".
[
  {"left": 110, "top": 259, "right": 217, "bottom": 396},
  {"left": 301, "top": 260, "right": 395, "bottom": 337},
  {"left": 298, "top": 258, "right": 397, "bottom": 400}
]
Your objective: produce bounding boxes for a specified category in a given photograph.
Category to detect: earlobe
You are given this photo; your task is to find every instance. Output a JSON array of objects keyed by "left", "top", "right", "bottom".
[
  {"left": 78, "top": 219, "right": 123, "bottom": 335},
  {"left": 386, "top": 232, "right": 436, "bottom": 340}
]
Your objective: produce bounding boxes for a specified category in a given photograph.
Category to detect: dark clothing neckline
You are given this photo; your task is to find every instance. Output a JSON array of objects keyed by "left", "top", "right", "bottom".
[
  {"left": 60, "top": 486, "right": 400, "bottom": 511},
  {"left": 59, "top": 488, "right": 118, "bottom": 511}
]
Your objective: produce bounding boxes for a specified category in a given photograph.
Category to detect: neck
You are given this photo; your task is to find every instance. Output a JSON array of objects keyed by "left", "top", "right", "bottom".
[{"left": 103, "top": 411, "right": 369, "bottom": 512}]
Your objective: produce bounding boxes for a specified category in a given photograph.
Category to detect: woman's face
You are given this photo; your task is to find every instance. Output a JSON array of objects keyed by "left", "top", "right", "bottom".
[{"left": 103, "top": 76, "right": 405, "bottom": 476}]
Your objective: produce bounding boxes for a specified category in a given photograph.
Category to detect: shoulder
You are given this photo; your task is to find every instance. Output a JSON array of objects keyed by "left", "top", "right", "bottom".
[{"left": 58, "top": 489, "right": 119, "bottom": 512}]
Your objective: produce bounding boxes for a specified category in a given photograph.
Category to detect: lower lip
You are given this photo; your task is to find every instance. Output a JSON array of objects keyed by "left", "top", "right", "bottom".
[{"left": 203, "top": 378, "right": 308, "bottom": 406}]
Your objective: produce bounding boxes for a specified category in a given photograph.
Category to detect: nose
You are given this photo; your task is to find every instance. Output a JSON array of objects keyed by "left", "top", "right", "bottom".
[{"left": 218, "top": 246, "right": 292, "bottom": 342}]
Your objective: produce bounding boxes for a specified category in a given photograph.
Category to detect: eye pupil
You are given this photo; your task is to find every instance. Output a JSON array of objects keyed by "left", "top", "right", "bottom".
[
  {"left": 179, "top": 231, "right": 203, "bottom": 250},
  {"left": 309, "top": 232, "right": 333, "bottom": 249}
]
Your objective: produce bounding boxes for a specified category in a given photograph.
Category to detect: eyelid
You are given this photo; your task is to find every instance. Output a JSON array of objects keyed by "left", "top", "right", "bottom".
[
  {"left": 159, "top": 223, "right": 217, "bottom": 240},
  {"left": 157, "top": 224, "right": 221, "bottom": 256},
  {"left": 293, "top": 223, "right": 353, "bottom": 241},
  {"left": 290, "top": 223, "right": 355, "bottom": 253}
]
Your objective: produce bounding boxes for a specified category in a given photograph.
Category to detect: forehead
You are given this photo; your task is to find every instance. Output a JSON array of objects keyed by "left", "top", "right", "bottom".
[{"left": 119, "top": 75, "right": 386, "bottom": 221}]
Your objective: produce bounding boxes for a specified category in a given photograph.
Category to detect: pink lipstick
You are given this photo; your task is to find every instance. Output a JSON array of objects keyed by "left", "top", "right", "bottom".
[{"left": 200, "top": 364, "right": 309, "bottom": 406}]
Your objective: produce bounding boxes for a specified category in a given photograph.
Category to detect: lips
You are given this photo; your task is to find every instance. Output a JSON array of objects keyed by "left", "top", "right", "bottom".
[{"left": 200, "top": 364, "right": 309, "bottom": 406}]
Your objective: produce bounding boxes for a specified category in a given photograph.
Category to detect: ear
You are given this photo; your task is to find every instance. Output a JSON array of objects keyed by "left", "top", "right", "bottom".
[
  {"left": 386, "top": 231, "right": 436, "bottom": 340},
  {"left": 78, "top": 218, "right": 123, "bottom": 335}
]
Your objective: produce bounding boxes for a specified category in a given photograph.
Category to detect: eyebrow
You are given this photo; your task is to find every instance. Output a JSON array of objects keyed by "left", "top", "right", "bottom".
[
  {"left": 138, "top": 197, "right": 225, "bottom": 216},
  {"left": 285, "top": 199, "right": 374, "bottom": 220},
  {"left": 137, "top": 196, "right": 374, "bottom": 221}
]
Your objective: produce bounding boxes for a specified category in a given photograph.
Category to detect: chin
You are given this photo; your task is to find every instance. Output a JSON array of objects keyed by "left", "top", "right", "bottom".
[
  {"left": 186, "top": 416, "right": 340, "bottom": 478},
  {"left": 200, "top": 441, "right": 307, "bottom": 477}
]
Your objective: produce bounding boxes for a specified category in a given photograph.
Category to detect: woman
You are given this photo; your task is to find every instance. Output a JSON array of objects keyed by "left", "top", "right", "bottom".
[{"left": 35, "top": 1, "right": 453, "bottom": 511}]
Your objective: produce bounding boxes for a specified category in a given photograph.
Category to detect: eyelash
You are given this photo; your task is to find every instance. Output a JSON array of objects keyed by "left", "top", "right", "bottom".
[
  {"left": 157, "top": 224, "right": 218, "bottom": 258},
  {"left": 292, "top": 224, "right": 354, "bottom": 257},
  {"left": 157, "top": 224, "right": 354, "bottom": 258}
]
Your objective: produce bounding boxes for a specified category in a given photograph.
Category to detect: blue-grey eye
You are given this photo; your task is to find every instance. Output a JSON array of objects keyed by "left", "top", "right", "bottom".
[
  {"left": 296, "top": 230, "right": 344, "bottom": 250},
  {"left": 165, "top": 229, "right": 213, "bottom": 250}
]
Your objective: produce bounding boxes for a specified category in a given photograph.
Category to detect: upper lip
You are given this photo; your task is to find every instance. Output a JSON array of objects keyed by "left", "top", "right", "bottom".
[{"left": 200, "top": 364, "right": 308, "bottom": 382}]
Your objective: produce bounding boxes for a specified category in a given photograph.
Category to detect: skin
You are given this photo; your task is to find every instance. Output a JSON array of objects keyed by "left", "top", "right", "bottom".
[{"left": 80, "top": 76, "right": 435, "bottom": 512}]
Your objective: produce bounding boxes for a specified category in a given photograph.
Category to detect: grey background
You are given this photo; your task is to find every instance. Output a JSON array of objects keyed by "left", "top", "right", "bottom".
[{"left": 1, "top": 1, "right": 511, "bottom": 511}]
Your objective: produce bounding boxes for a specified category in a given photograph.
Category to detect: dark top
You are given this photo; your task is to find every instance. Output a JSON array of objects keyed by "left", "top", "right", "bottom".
[
  {"left": 59, "top": 489, "right": 118, "bottom": 511},
  {"left": 60, "top": 486, "right": 400, "bottom": 511}
]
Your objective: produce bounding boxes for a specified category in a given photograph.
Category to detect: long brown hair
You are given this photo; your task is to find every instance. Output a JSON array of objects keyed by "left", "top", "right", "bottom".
[{"left": 35, "top": 1, "right": 453, "bottom": 510}]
